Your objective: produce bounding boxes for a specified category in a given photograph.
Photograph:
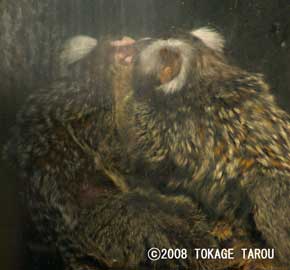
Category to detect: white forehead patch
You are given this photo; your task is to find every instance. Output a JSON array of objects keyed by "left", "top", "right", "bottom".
[
  {"left": 139, "top": 39, "right": 193, "bottom": 94},
  {"left": 60, "top": 35, "right": 98, "bottom": 66},
  {"left": 191, "top": 27, "right": 225, "bottom": 52}
]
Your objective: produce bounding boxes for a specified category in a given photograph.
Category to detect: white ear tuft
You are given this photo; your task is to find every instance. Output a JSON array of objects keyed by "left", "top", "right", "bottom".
[
  {"left": 60, "top": 35, "right": 98, "bottom": 66},
  {"left": 139, "top": 39, "right": 193, "bottom": 94},
  {"left": 191, "top": 27, "right": 225, "bottom": 52}
]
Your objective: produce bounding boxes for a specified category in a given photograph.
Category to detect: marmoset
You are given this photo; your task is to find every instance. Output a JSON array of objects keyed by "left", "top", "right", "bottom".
[
  {"left": 4, "top": 34, "right": 236, "bottom": 270},
  {"left": 115, "top": 28, "right": 290, "bottom": 265},
  {"left": 4, "top": 27, "right": 289, "bottom": 269}
]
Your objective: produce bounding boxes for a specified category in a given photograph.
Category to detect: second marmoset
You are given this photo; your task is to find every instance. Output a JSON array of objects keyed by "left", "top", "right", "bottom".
[{"left": 108, "top": 28, "right": 290, "bottom": 265}]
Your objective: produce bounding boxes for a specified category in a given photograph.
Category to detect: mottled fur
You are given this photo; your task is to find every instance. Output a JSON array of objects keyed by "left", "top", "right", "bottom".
[
  {"left": 4, "top": 38, "right": 225, "bottom": 269},
  {"left": 5, "top": 28, "right": 290, "bottom": 269},
  {"left": 63, "top": 190, "right": 221, "bottom": 269},
  {"left": 121, "top": 29, "right": 290, "bottom": 265}
]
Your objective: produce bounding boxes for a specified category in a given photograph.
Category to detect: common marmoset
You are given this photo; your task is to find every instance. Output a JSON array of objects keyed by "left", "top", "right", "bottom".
[
  {"left": 4, "top": 34, "right": 234, "bottom": 270},
  {"left": 4, "top": 27, "right": 290, "bottom": 269},
  {"left": 115, "top": 28, "right": 290, "bottom": 265}
]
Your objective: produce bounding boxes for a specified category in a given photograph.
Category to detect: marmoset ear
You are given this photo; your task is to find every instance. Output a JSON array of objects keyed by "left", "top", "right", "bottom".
[
  {"left": 190, "top": 27, "right": 225, "bottom": 53},
  {"left": 60, "top": 35, "right": 98, "bottom": 66},
  {"left": 137, "top": 39, "right": 193, "bottom": 94},
  {"left": 158, "top": 47, "right": 182, "bottom": 84}
]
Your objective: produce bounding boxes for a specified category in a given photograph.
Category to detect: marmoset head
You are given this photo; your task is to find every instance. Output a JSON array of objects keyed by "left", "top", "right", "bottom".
[{"left": 132, "top": 27, "right": 228, "bottom": 99}]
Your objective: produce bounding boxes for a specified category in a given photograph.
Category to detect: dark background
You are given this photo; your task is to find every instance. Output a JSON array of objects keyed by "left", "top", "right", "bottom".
[{"left": 0, "top": 1, "right": 289, "bottom": 269}]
